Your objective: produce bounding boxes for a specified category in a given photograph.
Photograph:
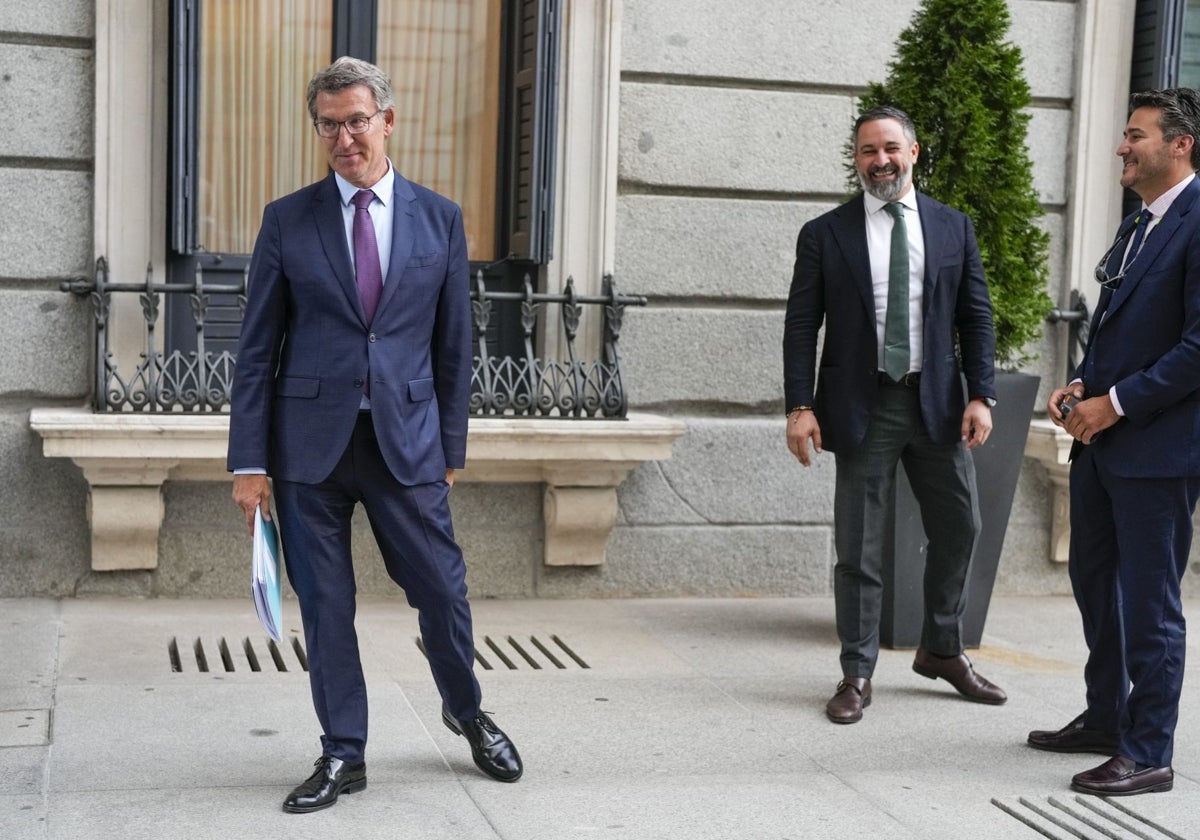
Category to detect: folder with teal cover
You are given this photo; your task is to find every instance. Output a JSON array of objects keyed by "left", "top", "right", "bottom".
[{"left": 252, "top": 505, "right": 283, "bottom": 642}]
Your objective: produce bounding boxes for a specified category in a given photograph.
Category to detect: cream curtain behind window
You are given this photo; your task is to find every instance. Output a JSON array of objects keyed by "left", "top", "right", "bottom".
[
  {"left": 199, "top": 0, "right": 330, "bottom": 255},
  {"left": 378, "top": 0, "right": 501, "bottom": 261}
]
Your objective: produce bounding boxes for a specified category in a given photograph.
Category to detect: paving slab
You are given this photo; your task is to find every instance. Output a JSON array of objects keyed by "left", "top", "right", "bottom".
[{"left": 1, "top": 595, "right": 1198, "bottom": 839}]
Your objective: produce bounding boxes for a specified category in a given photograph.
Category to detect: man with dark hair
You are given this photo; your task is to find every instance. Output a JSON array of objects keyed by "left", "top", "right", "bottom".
[
  {"left": 783, "top": 106, "right": 1004, "bottom": 724},
  {"left": 1030, "top": 87, "right": 1200, "bottom": 796},
  {"left": 229, "top": 56, "right": 522, "bottom": 814}
]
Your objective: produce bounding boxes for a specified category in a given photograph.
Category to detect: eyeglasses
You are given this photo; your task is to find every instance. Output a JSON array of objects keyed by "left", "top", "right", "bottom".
[
  {"left": 1093, "top": 215, "right": 1147, "bottom": 291},
  {"left": 313, "top": 110, "right": 383, "bottom": 139}
]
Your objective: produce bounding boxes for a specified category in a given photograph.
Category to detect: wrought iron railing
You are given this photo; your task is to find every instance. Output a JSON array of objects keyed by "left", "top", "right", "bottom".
[
  {"left": 470, "top": 272, "right": 645, "bottom": 418},
  {"left": 1045, "top": 290, "right": 1091, "bottom": 383},
  {"left": 62, "top": 257, "right": 646, "bottom": 417},
  {"left": 62, "top": 257, "right": 243, "bottom": 412}
]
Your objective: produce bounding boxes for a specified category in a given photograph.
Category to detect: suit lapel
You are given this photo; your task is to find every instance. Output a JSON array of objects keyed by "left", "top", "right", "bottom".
[
  {"left": 828, "top": 195, "right": 875, "bottom": 323},
  {"left": 374, "top": 174, "right": 417, "bottom": 321},
  {"left": 311, "top": 174, "right": 366, "bottom": 323},
  {"left": 1104, "top": 178, "right": 1200, "bottom": 321},
  {"left": 915, "top": 192, "right": 946, "bottom": 313}
]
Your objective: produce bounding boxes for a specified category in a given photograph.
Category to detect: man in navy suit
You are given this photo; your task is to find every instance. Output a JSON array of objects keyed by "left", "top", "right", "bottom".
[
  {"left": 229, "top": 56, "right": 521, "bottom": 814},
  {"left": 783, "top": 106, "right": 1005, "bottom": 724},
  {"left": 1029, "top": 88, "right": 1200, "bottom": 796}
]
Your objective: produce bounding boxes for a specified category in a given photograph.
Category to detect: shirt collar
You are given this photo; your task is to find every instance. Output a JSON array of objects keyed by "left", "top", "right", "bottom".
[
  {"left": 335, "top": 161, "right": 394, "bottom": 208},
  {"left": 1143, "top": 172, "right": 1195, "bottom": 219},
  {"left": 864, "top": 186, "right": 919, "bottom": 216}
]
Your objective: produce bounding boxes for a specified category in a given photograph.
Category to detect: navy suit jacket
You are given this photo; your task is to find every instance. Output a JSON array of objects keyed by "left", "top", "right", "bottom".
[
  {"left": 227, "top": 170, "right": 472, "bottom": 486},
  {"left": 783, "top": 192, "right": 996, "bottom": 453},
  {"left": 1075, "top": 176, "right": 1200, "bottom": 478}
]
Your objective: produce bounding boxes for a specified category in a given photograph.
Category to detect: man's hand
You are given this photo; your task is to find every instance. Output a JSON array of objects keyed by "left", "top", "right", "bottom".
[
  {"left": 232, "top": 474, "right": 271, "bottom": 536},
  {"left": 1064, "top": 393, "right": 1120, "bottom": 444},
  {"left": 961, "top": 400, "right": 993, "bottom": 450},
  {"left": 446, "top": 467, "right": 456, "bottom": 487},
  {"left": 1047, "top": 383, "right": 1084, "bottom": 428},
  {"left": 786, "top": 410, "right": 822, "bottom": 467}
]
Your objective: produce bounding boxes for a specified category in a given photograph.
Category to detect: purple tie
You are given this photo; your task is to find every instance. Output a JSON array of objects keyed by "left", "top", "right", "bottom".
[{"left": 352, "top": 189, "right": 383, "bottom": 325}]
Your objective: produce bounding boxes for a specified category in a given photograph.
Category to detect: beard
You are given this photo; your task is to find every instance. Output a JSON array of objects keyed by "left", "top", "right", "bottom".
[{"left": 858, "top": 162, "right": 912, "bottom": 202}]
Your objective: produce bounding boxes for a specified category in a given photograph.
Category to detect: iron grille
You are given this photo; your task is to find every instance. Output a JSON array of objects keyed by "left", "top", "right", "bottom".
[{"left": 62, "top": 259, "right": 645, "bottom": 418}]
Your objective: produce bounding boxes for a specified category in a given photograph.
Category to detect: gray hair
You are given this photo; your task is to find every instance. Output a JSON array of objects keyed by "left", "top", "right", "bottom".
[
  {"left": 306, "top": 56, "right": 395, "bottom": 120},
  {"left": 1129, "top": 87, "right": 1200, "bottom": 170},
  {"left": 853, "top": 106, "right": 918, "bottom": 147}
]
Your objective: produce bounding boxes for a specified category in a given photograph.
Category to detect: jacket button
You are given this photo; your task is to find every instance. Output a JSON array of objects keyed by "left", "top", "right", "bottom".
[
  {"left": 353, "top": 378, "right": 363, "bottom": 388},
  {"left": 368, "top": 333, "right": 377, "bottom": 343}
]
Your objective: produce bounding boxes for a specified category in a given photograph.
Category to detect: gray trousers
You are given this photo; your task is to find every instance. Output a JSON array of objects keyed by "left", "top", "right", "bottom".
[{"left": 832, "top": 382, "right": 980, "bottom": 678}]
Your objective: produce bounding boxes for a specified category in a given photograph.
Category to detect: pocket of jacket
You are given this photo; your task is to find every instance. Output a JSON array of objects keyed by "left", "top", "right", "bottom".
[
  {"left": 408, "top": 377, "right": 435, "bottom": 401},
  {"left": 407, "top": 253, "right": 442, "bottom": 268},
  {"left": 274, "top": 375, "right": 320, "bottom": 398}
]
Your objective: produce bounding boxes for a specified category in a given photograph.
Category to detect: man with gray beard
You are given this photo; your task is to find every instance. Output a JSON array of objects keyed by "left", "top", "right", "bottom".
[{"left": 782, "top": 106, "right": 1005, "bottom": 723}]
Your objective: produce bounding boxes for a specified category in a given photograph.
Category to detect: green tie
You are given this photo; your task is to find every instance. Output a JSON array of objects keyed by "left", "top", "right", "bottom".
[{"left": 882, "top": 202, "right": 910, "bottom": 381}]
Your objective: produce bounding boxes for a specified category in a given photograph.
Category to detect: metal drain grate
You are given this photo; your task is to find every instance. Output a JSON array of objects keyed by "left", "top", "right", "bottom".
[
  {"left": 169, "top": 636, "right": 308, "bottom": 673},
  {"left": 993, "top": 794, "right": 1189, "bottom": 840},
  {"left": 416, "top": 635, "right": 589, "bottom": 670}
]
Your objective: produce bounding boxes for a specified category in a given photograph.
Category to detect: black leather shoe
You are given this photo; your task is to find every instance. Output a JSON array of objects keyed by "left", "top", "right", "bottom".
[
  {"left": 1071, "top": 755, "right": 1173, "bottom": 796},
  {"left": 442, "top": 706, "right": 523, "bottom": 782},
  {"left": 912, "top": 648, "right": 1007, "bottom": 704},
  {"left": 826, "top": 677, "right": 871, "bottom": 724},
  {"left": 282, "top": 755, "right": 367, "bottom": 814},
  {"left": 1028, "top": 712, "right": 1119, "bottom": 754}
]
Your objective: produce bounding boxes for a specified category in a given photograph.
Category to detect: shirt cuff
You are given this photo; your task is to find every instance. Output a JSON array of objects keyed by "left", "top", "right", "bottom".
[
  {"left": 233, "top": 467, "right": 267, "bottom": 475},
  {"left": 1108, "top": 385, "right": 1125, "bottom": 417}
]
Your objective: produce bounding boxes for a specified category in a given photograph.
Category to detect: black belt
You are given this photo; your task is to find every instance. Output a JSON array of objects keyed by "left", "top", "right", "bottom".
[{"left": 878, "top": 371, "right": 921, "bottom": 387}]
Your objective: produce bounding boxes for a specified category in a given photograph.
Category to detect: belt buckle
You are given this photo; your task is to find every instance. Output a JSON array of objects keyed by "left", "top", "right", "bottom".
[{"left": 902, "top": 372, "right": 919, "bottom": 387}]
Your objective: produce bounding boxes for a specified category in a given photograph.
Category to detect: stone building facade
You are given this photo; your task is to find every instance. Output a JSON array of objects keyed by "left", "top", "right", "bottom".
[{"left": 3, "top": 1, "right": 1196, "bottom": 600}]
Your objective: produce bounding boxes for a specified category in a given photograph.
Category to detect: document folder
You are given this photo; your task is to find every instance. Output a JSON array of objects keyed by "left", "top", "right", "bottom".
[{"left": 252, "top": 505, "right": 283, "bottom": 642}]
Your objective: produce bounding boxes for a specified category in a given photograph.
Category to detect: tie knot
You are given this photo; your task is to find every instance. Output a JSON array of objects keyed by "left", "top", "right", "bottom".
[
  {"left": 884, "top": 202, "right": 904, "bottom": 219},
  {"left": 1137, "top": 209, "right": 1154, "bottom": 227},
  {"left": 353, "top": 189, "right": 375, "bottom": 211}
]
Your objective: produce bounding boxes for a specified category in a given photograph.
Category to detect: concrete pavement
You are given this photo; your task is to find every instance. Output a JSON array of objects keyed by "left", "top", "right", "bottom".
[{"left": 2, "top": 595, "right": 1198, "bottom": 839}]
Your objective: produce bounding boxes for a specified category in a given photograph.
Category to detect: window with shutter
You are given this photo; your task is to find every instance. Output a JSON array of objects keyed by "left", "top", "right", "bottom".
[{"left": 166, "top": 0, "right": 562, "bottom": 358}]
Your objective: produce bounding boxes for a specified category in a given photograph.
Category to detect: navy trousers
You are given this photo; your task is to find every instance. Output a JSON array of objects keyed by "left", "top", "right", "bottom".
[
  {"left": 1069, "top": 445, "right": 1199, "bottom": 768},
  {"left": 274, "top": 411, "right": 481, "bottom": 764}
]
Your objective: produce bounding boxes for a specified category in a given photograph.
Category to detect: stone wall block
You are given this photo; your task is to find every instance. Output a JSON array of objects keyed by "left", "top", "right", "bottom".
[
  {"left": 0, "top": 411, "right": 90, "bottom": 598},
  {"left": 620, "top": 83, "right": 855, "bottom": 194},
  {"left": 621, "top": 308, "right": 784, "bottom": 409},
  {"left": 623, "top": 0, "right": 1075, "bottom": 100},
  {"left": 0, "top": 44, "right": 94, "bottom": 159},
  {"left": 536, "top": 525, "right": 833, "bottom": 598},
  {"left": 619, "top": 417, "right": 835, "bottom": 525},
  {"left": 616, "top": 196, "right": 836, "bottom": 300},
  {"left": 0, "top": 0, "right": 92, "bottom": 38},
  {"left": 0, "top": 290, "right": 91, "bottom": 398},
  {"left": 0, "top": 170, "right": 92, "bottom": 279}
]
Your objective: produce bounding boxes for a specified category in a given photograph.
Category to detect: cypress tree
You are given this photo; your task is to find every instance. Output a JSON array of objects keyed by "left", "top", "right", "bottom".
[{"left": 854, "top": 0, "right": 1052, "bottom": 368}]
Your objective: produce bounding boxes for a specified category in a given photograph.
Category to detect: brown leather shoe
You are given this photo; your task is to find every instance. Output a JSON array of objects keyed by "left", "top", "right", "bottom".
[
  {"left": 1028, "top": 712, "right": 1118, "bottom": 754},
  {"left": 826, "top": 677, "right": 870, "bottom": 724},
  {"left": 912, "top": 648, "right": 1007, "bottom": 704},
  {"left": 1071, "top": 755, "right": 1173, "bottom": 796}
]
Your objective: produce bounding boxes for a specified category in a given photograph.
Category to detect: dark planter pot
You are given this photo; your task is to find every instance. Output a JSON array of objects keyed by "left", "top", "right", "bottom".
[{"left": 880, "top": 371, "right": 1041, "bottom": 649}]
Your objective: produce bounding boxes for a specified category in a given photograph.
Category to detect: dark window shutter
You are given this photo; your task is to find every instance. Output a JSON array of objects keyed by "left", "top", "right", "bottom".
[
  {"left": 168, "top": 0, "right": 199, "bottom": 254},
  {"left": 332, "top": 0, "right": 377, "bottom": 60},
  {"left": 1130, "top": 0, "right": 1185, "bottom": 93},
  {"left": 502, "top": 0, "right": 561, "bottom": 263}
]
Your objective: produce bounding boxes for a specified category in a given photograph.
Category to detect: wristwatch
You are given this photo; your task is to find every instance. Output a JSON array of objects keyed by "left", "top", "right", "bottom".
[{"left": 973, "top": 396, "right": 997, "bottom": 408}]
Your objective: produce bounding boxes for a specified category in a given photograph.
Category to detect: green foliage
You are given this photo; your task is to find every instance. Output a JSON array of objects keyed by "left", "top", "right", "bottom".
[{"left": 852, "top": 0, "right": 1053, "bottom": 369}]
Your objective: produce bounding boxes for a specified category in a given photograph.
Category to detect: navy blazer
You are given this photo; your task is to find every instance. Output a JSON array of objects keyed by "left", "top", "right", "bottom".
[
  {"left": 1075, "top": 177, "right": 1200, "bottom": 478},
  {"left": 783, "top": 192, "right": 996, "bottom": 453},
  {"left": 227, "top": 171, "right": 472, "bottom": 486}
]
